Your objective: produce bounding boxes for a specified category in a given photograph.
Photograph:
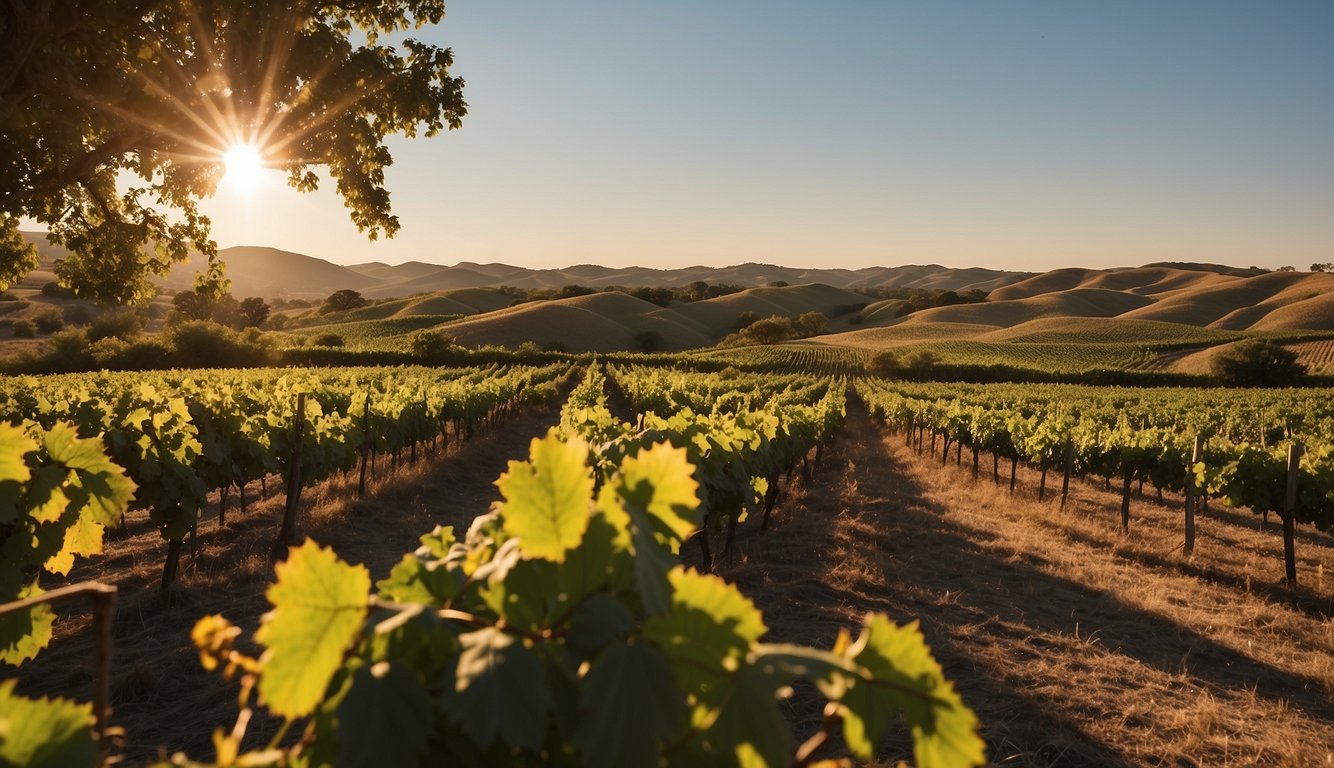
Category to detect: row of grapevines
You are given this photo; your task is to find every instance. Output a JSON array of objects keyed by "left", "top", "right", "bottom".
[
  {"left": 0, "top": 364, "right": 568, "bottom": 595},
  {"left": 856, "top": 379, "right": 1334, "bottom": 531},
  {"left": 157, "top": 434, "right": 983, "bottom": 766},
  {"left": 563, "top": 364, "right": 846, "bottom": 563}
]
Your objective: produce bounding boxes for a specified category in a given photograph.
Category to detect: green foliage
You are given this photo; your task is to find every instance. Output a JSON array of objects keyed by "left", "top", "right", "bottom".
[
  {"left": 182, "top": 433, "right": 982, "bottom": 767},
  {"left": 407, "top": 328, "right": 455, "bottom": 360},
  {"left": 322, "top": 290, "right": 370, "bottom": 315},
  {"left": 33, "top": 309, "right": 64, "bottom": 334},
  {"left": 1210, "top": 339, "right": 1307, "bottom": 387},
  {"left": 0, "top": 422, "right": 136, "bottom": 664},
  {"left": 1, "top": 3, "right": 466, "bottom": 304},
  {"left": 740, "top": 315, "right": 797, "bottom": 345},
  {"left": 254, "top": 542, "right": 371, "bottom": 718},
  {"left": 86, "top": 308, "right": 144, "bottom": 342},
  {"left": 10, "top": 319, "right": 34, "bottom": 338},
  {"left": 0, "top": 680, "right": 97, "bottom": 768}
]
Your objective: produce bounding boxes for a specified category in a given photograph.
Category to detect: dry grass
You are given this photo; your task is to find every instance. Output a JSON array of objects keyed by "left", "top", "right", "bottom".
[
  {"left": 719, "top": 403, "right": 1334, "bottom": 767},
  {"left": 10, "top": 398, "right": 564, "bottom": 764}
]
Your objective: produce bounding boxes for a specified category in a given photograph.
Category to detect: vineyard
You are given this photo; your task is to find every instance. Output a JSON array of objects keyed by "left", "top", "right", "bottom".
[{"left": 2, "top": 361, "right": 1333, "bottom": 766}]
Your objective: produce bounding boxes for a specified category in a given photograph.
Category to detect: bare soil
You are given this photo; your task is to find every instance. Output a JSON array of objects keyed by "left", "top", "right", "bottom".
[
  {"left": 10, "top": 397, "right": 564, "bottom": 764},
  {"left": 720, "top": 401, "right": 1334, "bottom": 767}
]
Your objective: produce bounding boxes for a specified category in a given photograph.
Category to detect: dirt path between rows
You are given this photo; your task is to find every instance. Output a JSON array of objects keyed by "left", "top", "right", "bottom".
[
  {"left": 721, "top": 402, "right": 1334, "bottom": 767},
  {"left": 13, "top": 397, "right": 564, "bottom": 764}
]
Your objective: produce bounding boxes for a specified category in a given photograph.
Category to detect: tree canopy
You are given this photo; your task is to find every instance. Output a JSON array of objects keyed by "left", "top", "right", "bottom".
[{"left": 0, "top": 1, "right": 466, "bottom": 304}]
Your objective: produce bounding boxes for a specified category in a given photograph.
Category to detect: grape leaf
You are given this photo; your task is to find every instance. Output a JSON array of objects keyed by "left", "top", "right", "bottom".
[
  {"left": 497, "top": 435, "right": 594, "bottom": 562},
  {"left": 573, "top": 641, "right": 680, "bottom": 768},
  {"left": 643, "top": 567, "right": 766, "bottom": 697},
  {"left": 0, "top": 679, "right": 96, "bottom": 768},
  {"left": 255, "top": 541, "right": 370, "bottom": 719},
  {"left": 442, "top": 626, "right": 552, "bottom": 752},
  {"left": 842, "top": 615, "right": 984, "bottom": 767},
  {"left": 335, "top": 662, "right": 435, "bottom": 768},
  {"left": 0, "top": 583, "right": 54, "bottom": 666}
]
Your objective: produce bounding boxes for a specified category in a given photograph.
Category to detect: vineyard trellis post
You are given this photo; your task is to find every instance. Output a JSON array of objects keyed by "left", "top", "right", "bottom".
[
  {"left": 1282, "top": 443, "right": 1303, "bottom": 587},
  {"left": 274, "top": 392, "right": 306, "bottom": 560},
  {"left": 1184, "top": 435, "right": 1202, "bottom": 555},
  {"left": 1060, "top": 437, "right": 1073, "bottom": 510},
  {"left": 1120, "top": 464, "right": 1133, "bottom": 532}
]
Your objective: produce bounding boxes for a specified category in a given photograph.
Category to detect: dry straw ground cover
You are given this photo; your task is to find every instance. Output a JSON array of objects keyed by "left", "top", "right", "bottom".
[{"left": 721, "top": 402, "right": 1333, "bottom": 767}]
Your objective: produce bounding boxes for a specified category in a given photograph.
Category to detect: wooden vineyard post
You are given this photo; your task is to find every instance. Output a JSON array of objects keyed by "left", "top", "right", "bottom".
[
  {"left": 358, "top": 390, "right": 372, "bottom": 499},
  {"left": 0, "top": 583, "right": 119, "bottom": 760},
  {"left": 1282, "top": 443, "right": 1303, "bottom": 587},
  {"left": 1184, "top": 435, "right": 1202, "bottom": 556},
  {"left": 1120, "top": 464, "right": 1133, "bottom": 532},
  {"left": 274, "top": 392, "right": 306, "bottom": 560},
  {"left": 1038, "top": 457, "right": 1049, "bottom": 502},
  {"left": 1060, "top": 438, "right": 1074, "bottom": 510},
  {"left": 971, "top": 444, "right": 979, "bottom": 479}
]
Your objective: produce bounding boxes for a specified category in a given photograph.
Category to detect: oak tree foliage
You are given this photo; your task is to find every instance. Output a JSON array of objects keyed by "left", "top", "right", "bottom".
[{"left": 0, "top": 0, "right": 466, "bottom": 304}]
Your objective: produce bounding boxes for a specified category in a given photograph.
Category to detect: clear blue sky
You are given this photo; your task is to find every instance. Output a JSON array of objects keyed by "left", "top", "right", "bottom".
[{"left": 203, "top": 0, "right": 1334, "bottom": 272}]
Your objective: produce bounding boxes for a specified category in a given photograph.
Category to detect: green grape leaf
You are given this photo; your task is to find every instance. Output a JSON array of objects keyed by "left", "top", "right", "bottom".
[
  {"left": 25, "top": 467, "right": 69, "bottom": 525},
  {"left": 497, "top": 435, "right": 594, "bottom": 562},
  {"left": 255, "top": 541, "right": 370, "bottom": 719},
  {"left": 614, "top": 442, "right": 701, "bottom": 547},
  {"left": 335, "top": 662, "right": 436, "bottom": 768},
  {"left": 43, "top": 511, "right": 105, "bottom": 577},
  {"left": 699, "top": 663, "right": 792, "bottom": 768},
  {"left": 643, "top": 567, "right": 766, "bottom": 698},
  {"left": 0, "top": 583, "right": 54, "bottom": 666},
  {"left": 842, "top": 615, "right": 984, "bottom": 767},
  {"left": 572, "top": 641, "right": 680, "bottom": 768},
  {"left": 376, "top": 554, "right": 465, "bottom": 606},
  {"left": 43, "top": 423, "right": 135, "bottom": 524},
  {"left": 443, "top": 627, "right": 552, "bottom": 752},
  {"left": 567, "top": 593, "right": 634, "bottom": 658},
  {"left": 0, "top": 423, "right": 35, "bottom": 523},
  {"left": 0, "top": 679, "right": 97, "bottom": 768}
]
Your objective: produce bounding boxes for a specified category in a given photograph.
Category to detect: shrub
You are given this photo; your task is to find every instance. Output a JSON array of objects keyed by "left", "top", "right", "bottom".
[
  {"left": 11, "top": 319, "right": 35, "bottom": 338},
  {"left": 166, "top": 321, "right": 274, "bottom": 368},
  {"left": 797, "top": 311, "right": 828, "bottom": 337},
  {"left": 311, "top": 332, "right": 345, "bottom": 347},
  {"left": 63, "top": 305, "right": 92, "bottom": 325},
  {"left": 1210, "top": 339, "right": 1306, "bottom": 387},
  {"left": 33, "top": 308, "right": 64, "bottom": 333},
  {"left": 867, "top": 350, "right": 903, "bottom": 378},
  {"left": 87, "top": 308, "right": 144, "bottom": 342},
  {"left": 41, "top": 281, "right": 75, "bottom": 298},
  {"left": 408, "top": 329, "right": 455, "bottom": 361},
  {"left": 42, "top": 328, "right": 93, "bottom": 372}
]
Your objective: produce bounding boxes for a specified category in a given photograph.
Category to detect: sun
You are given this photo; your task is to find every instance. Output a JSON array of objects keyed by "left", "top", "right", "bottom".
[{"left": 221, "top": 143, "right": 266, "bottom": 192}]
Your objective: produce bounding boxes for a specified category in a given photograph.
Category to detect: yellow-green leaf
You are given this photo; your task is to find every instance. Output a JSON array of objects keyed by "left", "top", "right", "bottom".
[
  {"left": 497, "top": 435, "right": 594, "bottom": 562},
  {"left": 256, "top": 541, "right": 370, "bottom": 719}
]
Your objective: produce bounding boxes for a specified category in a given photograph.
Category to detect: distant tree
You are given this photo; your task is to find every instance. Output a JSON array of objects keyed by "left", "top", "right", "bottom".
[
  {"left": 797, "top": 311, "right": 828, "bottom": 337},
  {"left": 0, "top": 3, "right": 466, "bottom": 303},
  {"left": 238, "top": 297, "right": 271, "bottom": 328},
  {"left": 866, "top": 351, "right": 903, "bottom": 378},
  {"left": 1276, "top": 265, "right": 1296, "bottom": 272},
  {"left": 1210, "top": 340, "right": 1306, "bottom": 387},
  {"left": 633, "top": 330, "right": 663, "bottom": 352},
  {"left": 741, "top": 315, "right": 796, "bottom": 345},
  {"left": 40, "top": 281, "right": 75, "bottom": 298},
  {"left": 311, "top": 332, "right": 345, "bottom": 347},
  {"left": 557, "top": 285, "right": 594, "bottom": 299},
  {"left": 170, "top": 291, "right": 215, "bottom": 323},
  {"left": 1312, "top": 262, "right": 1334, "bottom": 273},
  {"left": 409, "top": 329, "right": 455, "bottom": 360},
  {"left": 734, "top": 311, "right": 760, "bottom": 331},
  {"left": 686, "top": 281, "right": 710, "bottom": 302},
  {"left": 905, "top": 350, "right": 940, "bottom": 378},
  {"left": 321, "top": 289, "right": 368, "bottom": 315}
]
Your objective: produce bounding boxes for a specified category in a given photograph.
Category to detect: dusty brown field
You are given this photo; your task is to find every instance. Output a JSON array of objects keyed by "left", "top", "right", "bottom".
[{"left": 722, "top": 403, "right": 1334, "bottom": 767}]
